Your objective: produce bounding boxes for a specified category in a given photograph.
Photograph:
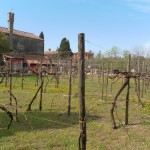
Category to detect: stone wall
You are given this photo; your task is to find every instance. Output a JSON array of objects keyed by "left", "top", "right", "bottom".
[{"left": 6, "top": 34, "right": 44, "bottom": 55}]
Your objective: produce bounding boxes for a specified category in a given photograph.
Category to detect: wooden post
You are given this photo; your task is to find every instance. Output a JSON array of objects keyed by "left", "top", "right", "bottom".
[
  {"left": 57, "top": 61, "right": 59, "bottom": 88},
  {"left": 39, "top": 59, "right": 43, "bottom": 111},
  {"left": 9, "top": 58, "right": 12, "bottom": 105},
  {"left": 35, "top": 64, "right": 39, "bottom": 87},
  {"left": 145, "top": 63, "right": 147, "bottom": 92},
  {"left": 105, "top": 64, "right": 109, "bottom": 98},
  {"left": 78, "top": 33, "right": 86, "bottom": 150},
  {"left": 98, "top": 65, "right": 101, "bottom": 86},
  {"left": 141, "top": 61, "right": 145, "bottom": 98},
  {"left": 91, "top": 63, "right": 94, "bottom": 80},
  {"left": 68, "top": 58, "right": 72, "bottom": 116},
  {"left": 110, "top": 62, "right": 113, "bottom": 95},
  {"left": 21, "top": 60, "right": 23, "bottom": 90},
  {"left": 125, "top": 54, "right": 131, "bottom": 125},
  {"left": 5, "top": 61, "right": 8, "bottom": 87},
  {"left": 102, "top": 62, "right": 104, "bottom": 100},
  {"left": 137, "top": 57, "right": 142, "bottom": 105}
]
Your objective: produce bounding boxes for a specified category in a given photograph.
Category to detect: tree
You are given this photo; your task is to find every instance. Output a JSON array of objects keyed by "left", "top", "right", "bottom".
[
  {"left": 105, "top": 46, "right": 120, "bottom": 58},
  {"left": 39, "top": 32, "right": 44, "bottom": 52},
  {"left": 122, "top": 50, "right": 130, "bottom": 59},
  {"left": 0, "top": 32, "right": 10, "bottom": 65},
  {"left": 58, "top": 38, "right": 72, "bottom": 58},
  {"left": 39, "top": 31, "right": 44, "bottom": 40},
  {"left": 132, "top": 45, "right": 145, "bottom": 56},
  {"left": 0, "top": 32, "right": 10, "bottom": 53},
  {"left": 95, "top": 51, "right": 102, "bottom": 59}
]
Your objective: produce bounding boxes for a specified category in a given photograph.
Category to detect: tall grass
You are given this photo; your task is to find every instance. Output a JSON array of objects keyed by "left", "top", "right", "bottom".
[{"left": 0, "top": 75, "right": 149, "bottom": 150}]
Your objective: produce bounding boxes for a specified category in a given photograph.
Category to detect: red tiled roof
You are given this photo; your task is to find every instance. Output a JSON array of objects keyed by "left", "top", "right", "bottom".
[
  {"left": 3, "top": 54, "right": 48, "bottom": 61},
  {"left": 44, "top": 51, "right": 59, "bottom": 60},
  {"left": 73, "top": 52, "right": 94, "bottom": 55},
  {"left": 44, "top": 51, "right": 58, "bottom": 55},
  {"left": 3, "top": 54, "right": 51, "bottom": 65},
  {"left": 0, "top": 27, "right": 43, "bottom": 41}
]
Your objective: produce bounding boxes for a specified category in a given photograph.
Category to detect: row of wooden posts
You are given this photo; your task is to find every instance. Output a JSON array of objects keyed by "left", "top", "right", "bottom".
[
  {"left": 4, "top": 33, "right": 86, "bottom": 150},
  {"left": 2, "top": 33, "right": 149, "bottom": 150}
]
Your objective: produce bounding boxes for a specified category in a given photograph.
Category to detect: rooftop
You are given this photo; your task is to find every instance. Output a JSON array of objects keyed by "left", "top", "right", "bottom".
[{"left": 0, "top": 27, "right": 43, "bottom": 41}]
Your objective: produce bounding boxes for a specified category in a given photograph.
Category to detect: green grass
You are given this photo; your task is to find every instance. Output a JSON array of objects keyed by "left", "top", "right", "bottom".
[{"left": 0, "top": 75, "right": 150, "bottom": 150}]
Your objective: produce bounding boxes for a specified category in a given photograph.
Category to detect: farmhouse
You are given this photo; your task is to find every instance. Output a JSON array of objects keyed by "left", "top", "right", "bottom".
[
  {"left": 0, "top": 12, "right": 44, "bottom": 55},
  {"left": 3, "top": 54, "right": 51, "bottom": 73}
]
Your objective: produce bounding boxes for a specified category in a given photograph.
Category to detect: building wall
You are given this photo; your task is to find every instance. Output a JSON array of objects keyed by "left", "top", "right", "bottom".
[
  {"left": 13, "top": 34, "right": 44, "bottom": 54},
  {"left": 5, "top": 34, "right": 44, "bottom": 55}
]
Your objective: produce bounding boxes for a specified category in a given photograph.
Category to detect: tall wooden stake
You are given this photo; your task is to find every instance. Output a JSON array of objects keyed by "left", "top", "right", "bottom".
[
  {"left": 141, "top": 61, "right": 145, "bottom": 98},
  {"left": 78, "top": 33, "right": 86, "bottom": 150},
  {"left": 68, "top": 58, "right": 72, "bottom": 116},
  {"left": 9, "top": 58, "right": 12, "bottom": 105},
  {"left": 21, "top": 60, "right": 23, "bottom": 90},
  {"left": 105, "top": 64, "right": 109, "bottom": 98},
  {"left": 39, "top": 59, "right": 43, "bottom": 111},
  {"left": 110, "top": 62, "right": 113, "bottom": 95},
  {"left": 125, "top": 54, "right": 131, "bottom": 125},
  {"left": 102, "top": 62, "right": 104, "bottom": 100},
  {"left": 5, "top": 61, "right": 8, "bottom": 87},
  {"left": 137, "top": 58, "right": 143, "bottom": 106}
]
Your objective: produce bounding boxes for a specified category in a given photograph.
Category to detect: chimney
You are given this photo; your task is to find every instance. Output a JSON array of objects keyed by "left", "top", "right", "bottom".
[{"left": 8, "top": 12, "right": 14, "bottom": 51}]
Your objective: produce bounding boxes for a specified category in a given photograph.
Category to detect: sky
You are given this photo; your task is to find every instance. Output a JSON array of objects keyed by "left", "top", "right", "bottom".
[{"left": 1, "top": 0, "right": 150, "bottom": 55}]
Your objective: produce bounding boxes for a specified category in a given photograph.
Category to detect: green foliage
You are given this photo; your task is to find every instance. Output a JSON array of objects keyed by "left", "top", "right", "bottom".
[
  {"left": 58, "top": 37, "right": 72, "bottom": 58},
  {"left": 122, "top": 50, "right": 130, "bottom": 59},
  {"left": 93, "top": 46, "right": 133, "bottom": 71},
  {"left": 105, "top": 46, "right": 120, "bottom": 58},
  {"left": 0, "top": 32, "right": 10, "bottom": 65},
  {"left": 0, "top": 32, "right": 10, "bottom": 53},
  {"left": 39, "top": 31, "right": 44, "bottom": 40}
]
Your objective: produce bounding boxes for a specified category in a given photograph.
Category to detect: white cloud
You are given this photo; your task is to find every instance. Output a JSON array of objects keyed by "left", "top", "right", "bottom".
[{"left": 124, "top": 0, "right": 150, "bottom": 12}]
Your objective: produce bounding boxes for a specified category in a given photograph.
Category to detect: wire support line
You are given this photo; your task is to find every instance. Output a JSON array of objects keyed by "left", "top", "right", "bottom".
[
  {"left": 18, "top": 113, "right": 79, "bottom": 127},
  {"left": 85, "top": 39, "right": 107, "bottom": 51}
]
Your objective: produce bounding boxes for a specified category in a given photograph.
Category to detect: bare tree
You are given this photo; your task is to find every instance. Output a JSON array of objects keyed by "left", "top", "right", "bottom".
[{"left": 132, "top": 45, "right": 145, "bottom": 57}]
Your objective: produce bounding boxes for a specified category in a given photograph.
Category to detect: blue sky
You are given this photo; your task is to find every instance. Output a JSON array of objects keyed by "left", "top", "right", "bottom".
[{"left": 1, "top": 0, "right": 150, "bottom": 55}]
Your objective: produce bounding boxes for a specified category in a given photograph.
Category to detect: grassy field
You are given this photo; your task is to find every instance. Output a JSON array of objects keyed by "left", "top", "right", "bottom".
[{"left": 0, "top": 75, "right": 150, "bottom": 150}]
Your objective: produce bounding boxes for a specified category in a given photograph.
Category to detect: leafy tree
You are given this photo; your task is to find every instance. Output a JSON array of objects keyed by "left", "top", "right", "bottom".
[
  {"left": 58, "top": 37, "right": 72, "bottom": 58},
  {"left": 105, "top": 46, "right": 120, "bottom": 58},
  {"left": 95, "top": 51, "right": 103, "bottom": 60},
  {"left": 39, "top": 32, "right": 44, "bottom": 51},
  {"left": 0, "top": 32, "right": 10, "bottom": 53},
  {"left": 122, "top": 50, "right": 130, "bottom": 59},
  {"left": 0, "top": 32, "right": 10, "bottom": 65},
  {"left": 39, "top": 31, "right": 44, "bottom": 39}
]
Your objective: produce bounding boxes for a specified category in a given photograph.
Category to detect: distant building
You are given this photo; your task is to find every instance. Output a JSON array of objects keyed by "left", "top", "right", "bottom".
[
  {"left": 3, "top": 54, "right": 51, "bottom": 71},
  {"left": 72, "top": 51, "right": 94, "bottom": 62},
  {"left": 44, "top": 49, "right": 59, "bottom": 61},
  {"left": 0, "top": 12, "right": 44, "bottom": 55},
  {"left": 44, "top": 50, "right": 94, "bottom": 62}
]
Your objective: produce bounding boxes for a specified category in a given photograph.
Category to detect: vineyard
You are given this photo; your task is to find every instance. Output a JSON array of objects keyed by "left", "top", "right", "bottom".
[
  {"left": 0, "top": 35, "right": 150, "bottom": 150},
  {"left": 0, "top": 50, "right": 150, "bottom": 150}
]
